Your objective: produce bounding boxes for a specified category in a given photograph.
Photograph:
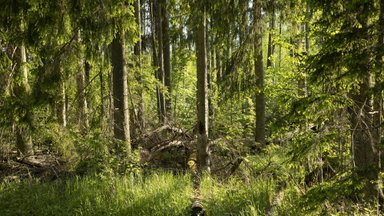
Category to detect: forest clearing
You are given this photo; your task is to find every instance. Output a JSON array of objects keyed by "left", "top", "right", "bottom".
[{"left": 0, "top": 0, "right": 383, "bottom": 215}]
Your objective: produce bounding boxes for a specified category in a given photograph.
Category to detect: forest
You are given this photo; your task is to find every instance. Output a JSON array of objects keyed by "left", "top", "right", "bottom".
[{"left": 0, "top": 0, "right": 383, "bottom": 215}]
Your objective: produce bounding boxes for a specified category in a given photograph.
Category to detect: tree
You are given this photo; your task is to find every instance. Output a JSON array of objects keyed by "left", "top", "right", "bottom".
[
  {"left": 266, "top": 0, "right": 276, "bottom": 70},
  {"left": 111, "top": 33, "right": 131, "bottom": 155},
  {"left": 76, "top": 32, "right": 89, "bottom": 135},
  {"left": 307, "top": 0, "right": 383, "bottom": 202},
  {"left": 161, "top": 0, "right": 172, "bottom": 121},
  {"left": 134, "top": 0, "right": 145, "bottom": 133},
  {"left": 152, "top": 0, "right": 166, "bottom": 123},
  {"left": 195, "top": 1, "right": 209, "bottom": 173},
  {"left": 14, "top": 43, "right": 34, "bottom": 156},
  {"left": 254, "top": 0, "right": 265, "bottom": 148}
]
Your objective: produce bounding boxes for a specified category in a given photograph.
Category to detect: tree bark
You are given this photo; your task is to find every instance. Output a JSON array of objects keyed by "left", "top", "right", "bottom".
[
  {"left": 254, "top": 0, "right": 266, "bottom": 147},
  {"left": 195, "top": 2, "right": 209, "bottom": 173},
  {"left": 76, "top": 61, "right": 89, "bottom": 135},
  {"left": 56, "top": 59, "right": 67, "bottom": 128},
  {"left": 14, "top": 43, "right": 33, "bottom": 156},
  {"left": 155, "top": 0, "right": 166, "bottom": 123},
  {"left": 134, "top": 0, "right": 145, "bottom": 135},
  {"left": 348, "top": 2, "right": 381, "bottom": 200},
  {"left": 99, "top": 48, "right": 107, "bottom": 131},
  {"left": 76, "top": 33, "right": 89, "bottom": 135},
  {"left": 161, "top": 0, "right": 172, "bottom": 122},
  {"left": 111, "top": 34, "right": 131, "bottom": 155},
  {"left": 267, "top": 1, "right": 275, "bottom": 69},
  {"left": 349, "top": 75, "right": 380, "bottom": 201}
]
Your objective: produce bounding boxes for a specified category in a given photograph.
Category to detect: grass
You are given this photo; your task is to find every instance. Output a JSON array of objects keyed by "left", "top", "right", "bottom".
[
  {"left": 201, "top": 176, "right": 274, "bottom": 216},
  {"left": 0, "top": 171, "right": 279, "bottom": 216},
  {"left": 1, "top": 170, "right": 377, "bottom": 216},
  {"left": 0, "top": 172, "right": 192, "bottom": 216}
]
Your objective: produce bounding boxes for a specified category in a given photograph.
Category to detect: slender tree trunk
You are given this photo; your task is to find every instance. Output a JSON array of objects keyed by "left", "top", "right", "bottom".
[
  {"left": 100, "top": 48, "right": 106, "bottom": 131},
  {"left": 278, "top": 18, "right": 282, "bottom": 72},
  {"left": 267, "top": 1, "right": 275, "bottom": 69},
  {"left": 57, "top": 60, "right": 67, "bottom": 128},
  {"left": 134, "top": 0, "right": 145, "bottom": 135},
  {"left": 151, "top": 0, "right": 166, "bottom": 123},
  {"left": 156, "top": 0, "right": 166, "bottom": 123},
  {"left": 161, "top": 0, "right": 172, "bottom": 122},
  {"left": 150, "top": 0, "right": 161, "bottom": 122},
  {"left": 76, "top": 33, "right": 89, "bottom": 135},
  {"left": 15, "top": 43, "right": 33, "bottom": 156},
  {"left": 254, "top": 0, "right": 265, "bottom": 147},
  {"left": 76, "top": 61, "right": 89, "bottom": 135},
  {"left": 111, "top": 34, "right": 131, "bottom": 155},
  {"left": 85, "top": 60, "right": 91, "bottom": 111},
  {"left": 376, "top": 0, "right": 384, "bottom": 204},
  {"left": 216, "top": 48, "right": 221, "bottom": 84},
  {"left": 195, "top": 3, "right": 209, "bottom": 173}
]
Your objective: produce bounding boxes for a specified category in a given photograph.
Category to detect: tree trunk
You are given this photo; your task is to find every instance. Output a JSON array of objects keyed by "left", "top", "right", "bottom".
[
  {"left": 195, "top": 3, "right": 209, "bottom": 173},
  {"left": 376, "top": 0, "right": 384, "bottom": 204},
  {"left": 111, "top": 34, "right": 131, "bottom": 155},
  {"left": 14, "top": 43, "right": 33, "bottom": 156},
  {"left": 216, "top": 48, "right": 222, "bottom": 84},
  {"left": 349, "top": 2, "right": 381, "bottom": 200},
  {"left": 134, "top": 0, "right": 145, "bottom": 136},
  {"left": 254, "top": 0, "right": 266, "bottom": 147},
  {"left": 267, "top": 1, "right": 275, "bottom": 69},
  {"left": 161, "top": 0, "right": 172, "bottom": 122},
  {"left": 154, "top": 0, "right": 166, "bottom": 123},
  {"left": 57, "top": 61, "right": 67, "bottom": 128},
  {"left": 76, "top": 33, "right": 89, "bottom": 135},
  {"left": 76, "top": 61, "right": 89, "bottom": 135},
  {"left": 100, "top": 48, "right": 107, "bottom": 131},
  {"left": 349, "top": 75, "right": 380, "bottom": 201}
]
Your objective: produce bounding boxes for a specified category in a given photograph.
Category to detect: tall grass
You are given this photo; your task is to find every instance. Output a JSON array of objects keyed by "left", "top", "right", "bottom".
[
  {"left": 201, "top": 176, "right": 274, "bottom": 216},
  {"left": 0, "top": 170, "right": 282, "bottom": 216},
  {"left": 4, "top": 169, "right": 369, "bottom": 216},
  {"left": 0, "top": 172, "right": 192, "bottom": 216}
]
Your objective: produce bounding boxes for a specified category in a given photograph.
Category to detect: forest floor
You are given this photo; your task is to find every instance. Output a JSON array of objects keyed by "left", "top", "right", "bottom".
[
  {"left": 0, "top": 151, "right": 278, "bottom": 216},
  {"left": 0, "top": 147, "right": 374, "bottom": 215},
  {"left": 0, "top": 152, "right": 67, "bottom": 182}
]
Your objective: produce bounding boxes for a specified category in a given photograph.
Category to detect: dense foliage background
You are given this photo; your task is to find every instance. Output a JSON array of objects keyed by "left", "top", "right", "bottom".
[{"left": 0, "top": 0, "right": 383, "bottom": 215}]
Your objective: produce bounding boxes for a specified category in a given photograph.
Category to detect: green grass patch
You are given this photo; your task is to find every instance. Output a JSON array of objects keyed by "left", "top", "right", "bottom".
[
  {"left": 201, "top": 176, "right": 274, "bottom": 216},
  {"left": 0, "top": 172, "right": 192, "bottom": 216}
]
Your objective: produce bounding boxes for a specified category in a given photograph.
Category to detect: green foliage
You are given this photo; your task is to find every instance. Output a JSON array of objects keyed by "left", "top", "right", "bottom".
[
  {"left": 172, "top": 52, "right": 197, "bottom": 127},
  {"left": 201, "top": 176, "right": 273, "bottom": 216},
  {"left": 296, "top": 170, "right": 367, "bottom": 215}
]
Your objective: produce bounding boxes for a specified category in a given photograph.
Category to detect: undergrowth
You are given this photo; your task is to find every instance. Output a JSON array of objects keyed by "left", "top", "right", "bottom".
[
  {"left": 0, "top": 172, "right": 192, "bottom": 216},
  {"left": 0, "top": 142, "right": 380, "bottom": 216}
]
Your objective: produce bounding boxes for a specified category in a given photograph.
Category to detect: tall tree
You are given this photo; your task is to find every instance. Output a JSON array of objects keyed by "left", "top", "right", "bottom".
[
  {"left": 307, "top": 0, "right": 383, "bottom": 202},
  {"left": 55, "top": 59, "right": 67, "bottom": 128},
  {"left": 14, "top": 43, "right": 33, "bottom": 156},
  {"left": 347, "top": 1, "right": 381, "bottom": 202},
  {"left": 134, "top": 0, "right": 145, "bottom": 136},
  {"left": 266, "top": 0, "right": 275, "bottom": 69},
  {"left": 195, "top": 1, "right": 209, "bottom": 173},
  {"left": 254, "top": 0, "right": 266, "bottom": 147},
  {"left": 161, "top": 0, "right": 172, "bottom": 121},
  {"left": 152, "top": 0, "right": 166, "bottom": 123},
  {"left": 111, "top": 34, "right": 131, "bottom": 155},
  {"left": 76, "top": 32, "right": 89, "bottom": 135}
]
